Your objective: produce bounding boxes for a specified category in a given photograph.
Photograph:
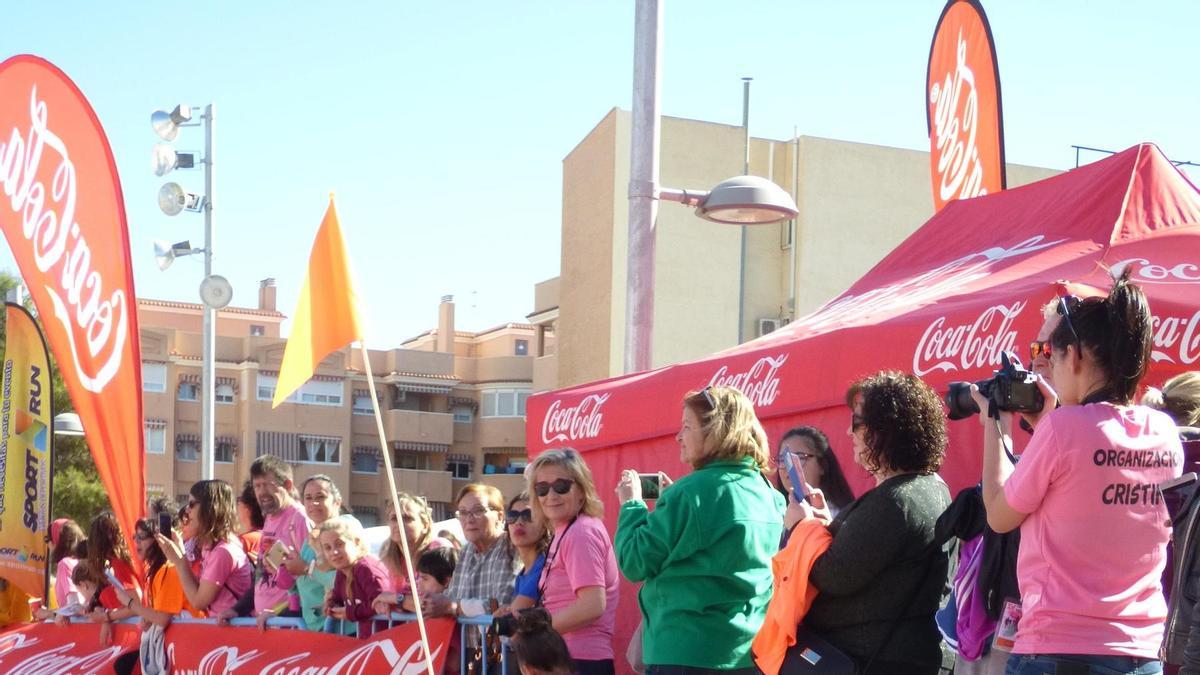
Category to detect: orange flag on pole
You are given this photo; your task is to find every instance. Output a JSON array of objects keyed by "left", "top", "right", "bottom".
[{"left": 273, "top": 196, "right": 364, "bottom": 408}]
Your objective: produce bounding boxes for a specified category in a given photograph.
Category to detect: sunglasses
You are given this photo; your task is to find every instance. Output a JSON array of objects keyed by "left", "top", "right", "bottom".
[
  {"left": 851, "top": 413, "right": 866, "bottom": 431},
  {"left": 506, "top": 508, "right": 533, "bottom": 525},
  {"left": 701, "top": 386, "right": 717, "bottom": 410},
  {"left": 533, "top": 478, "right": 575, "bottom": 497},
  {"left": 1030, "top": 340, "right": 1054, "bottom": 361},
  {"left": 1057, "top": 295, "right": 1082, "bottom": 346}
]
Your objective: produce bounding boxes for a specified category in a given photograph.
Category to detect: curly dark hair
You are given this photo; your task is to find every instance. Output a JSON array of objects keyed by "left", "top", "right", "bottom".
[{"left": 845, "top": 371, "right": 946, "bottom": 475}]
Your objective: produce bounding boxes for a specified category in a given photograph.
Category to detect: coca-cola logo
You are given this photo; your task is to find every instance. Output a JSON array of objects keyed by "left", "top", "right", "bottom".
[
  {"left": 1112, "top": 257, "right": 1200, "bottom": 285},
  {"left": 0, "top": 632, "right": 122, "bottom": 675},
  {"left": 913, "top": 302, "right": 1025, "bottom": 376},
  {"left": 708, "top": 354, "right": 788, "bottom": 408},
  {"left": 0, "top": 85, "right": 128, "bottom": 393},
  {"left": 1151, "top": 309, "right": 1200, "bottom": 365},
  {"left": 541, "top": 394, "right": 609, "bottom": 445},
  {"left": 930, "top": 30, "right": 985, "bottom": 204}
]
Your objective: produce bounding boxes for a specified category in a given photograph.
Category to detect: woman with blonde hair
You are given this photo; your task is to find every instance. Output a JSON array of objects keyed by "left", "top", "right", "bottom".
[
  {"left": 1143, "top": 371, "right": 1200, "bottom": 436},
  {"left": 372, "top": 492, "right": 452, "bottom": 615},
  {"left": 615, "top": 386, "right": 784, "bottom": 674},
  {"left": 526, "top": 448, "right": 620, "bottom": 675}
]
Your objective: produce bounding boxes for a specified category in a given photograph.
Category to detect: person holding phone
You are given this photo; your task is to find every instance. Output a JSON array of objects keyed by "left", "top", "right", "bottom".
[
  {"left": 527, "top": 448, "right": 620, "bottom": 675},
  {"left": 972, "top": 271, "right": 1182, "bottom": 675},
  {"left": 774, "top": 427, "right": 855, "bottom": 517},
  {"left": 615, "top": 386, "right": 784, "bottom": 674}
]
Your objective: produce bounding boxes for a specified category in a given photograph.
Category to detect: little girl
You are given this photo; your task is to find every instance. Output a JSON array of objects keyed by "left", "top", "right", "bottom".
[{"left": 320, "top": 518, "right": 390, "bottom": 638}]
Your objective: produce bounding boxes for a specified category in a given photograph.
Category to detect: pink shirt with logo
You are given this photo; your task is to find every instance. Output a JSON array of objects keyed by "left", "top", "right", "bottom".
[
  {"left": 255, "top": 502, "right": 313, "bottom": 612},
  {"left": 540, "top": 514, "right": 620, "bottom": 661},
  {"left": 200, "top": 539, "right": 253, "bottom": 616},
  {"left": 1004, "top": 403, "right": 1183, "bottom": 657}
]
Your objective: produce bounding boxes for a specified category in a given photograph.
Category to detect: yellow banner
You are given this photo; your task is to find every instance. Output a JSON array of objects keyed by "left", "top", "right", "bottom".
[{"left": 0, "top": 303, "right": 52, "bottom": 600}]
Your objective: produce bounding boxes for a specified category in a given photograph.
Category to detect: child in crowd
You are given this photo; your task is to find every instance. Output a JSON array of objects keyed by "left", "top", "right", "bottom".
[
  {"left": 512, "top": 608, "right": 575, "bottom": 675},
  {"left": 416, "top": 547, "right": 458, "bottom": 599},
  {"left": 321, "top": 518, "right": 390, "bottom": 638}
]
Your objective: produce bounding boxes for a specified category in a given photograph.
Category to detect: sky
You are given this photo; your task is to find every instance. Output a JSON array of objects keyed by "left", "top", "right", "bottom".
[{"left": 3, "top": 1, "right": 1197, "bottom": 347}]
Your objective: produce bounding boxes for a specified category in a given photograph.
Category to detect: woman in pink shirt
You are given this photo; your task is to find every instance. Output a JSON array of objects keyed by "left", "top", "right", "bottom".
[
  {"left": 972, "top": 270, "right": 1182, "bottom": 675},
  {"left": 528, "top": 448, "right": 620, "bottom": 675},
  {"left": 157, "top": 479, "right": 253, "bottom": 618}
]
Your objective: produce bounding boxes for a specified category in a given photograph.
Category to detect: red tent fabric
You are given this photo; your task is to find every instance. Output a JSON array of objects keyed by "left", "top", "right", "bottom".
[{"left": 526, "top": 143, "right": 1200, "bottom": 667}]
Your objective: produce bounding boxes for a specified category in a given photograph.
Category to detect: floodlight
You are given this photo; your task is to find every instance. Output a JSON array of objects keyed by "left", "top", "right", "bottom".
[
  {"left": 150, "top": 105, "right": 192, "bottom": 142},
  {"left": 158, "top": 182, "right": 205, "bottom": 216},
  {"left": 153, "top": 239, "right": 198, "bottom": 271}
]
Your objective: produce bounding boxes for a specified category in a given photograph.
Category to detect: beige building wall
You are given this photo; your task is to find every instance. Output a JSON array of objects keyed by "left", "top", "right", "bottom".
[{"left": 550, "top": 109, "right": 1062, "bottom": 389}]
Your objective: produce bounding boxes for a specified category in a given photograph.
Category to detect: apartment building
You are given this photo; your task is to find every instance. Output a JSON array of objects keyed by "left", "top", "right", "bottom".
[{"left": 140, "top": 282, "right": 542, "bottom": 523}]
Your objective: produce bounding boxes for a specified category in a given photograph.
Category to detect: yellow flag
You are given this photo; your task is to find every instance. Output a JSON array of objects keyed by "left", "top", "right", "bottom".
[{"left": 273, "top": 197, "right": 364, "bottom": 408}]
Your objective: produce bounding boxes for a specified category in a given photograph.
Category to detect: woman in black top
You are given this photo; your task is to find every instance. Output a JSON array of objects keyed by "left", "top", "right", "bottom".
[{"left": 788, "top": 371, "right": 950, "bottom": 675}]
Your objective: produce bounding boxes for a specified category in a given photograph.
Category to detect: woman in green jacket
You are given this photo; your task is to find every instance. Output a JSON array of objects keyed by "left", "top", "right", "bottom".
[{"left": 615, "top": 386, "right": 784, "bottom": 675}]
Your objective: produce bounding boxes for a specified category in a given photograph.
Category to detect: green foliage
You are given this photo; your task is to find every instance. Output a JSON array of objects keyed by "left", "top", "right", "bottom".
[{"left": 0, "top": 270, "right": 108, "bottom": 525}]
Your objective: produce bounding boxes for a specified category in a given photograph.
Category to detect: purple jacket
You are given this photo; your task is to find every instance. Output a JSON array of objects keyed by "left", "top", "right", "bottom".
[{"left": 329, "top": 556, "right": 390, "bottom": 638}]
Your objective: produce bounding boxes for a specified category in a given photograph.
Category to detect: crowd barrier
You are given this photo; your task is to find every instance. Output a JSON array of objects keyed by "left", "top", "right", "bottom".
[{"left": 44, "top": 612, "right": 510, "bottom": 674}]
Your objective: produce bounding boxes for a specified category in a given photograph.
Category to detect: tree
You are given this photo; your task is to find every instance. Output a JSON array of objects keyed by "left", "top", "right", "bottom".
[{"left": 0, "top": 271, "right": 108, "bottom": 526}]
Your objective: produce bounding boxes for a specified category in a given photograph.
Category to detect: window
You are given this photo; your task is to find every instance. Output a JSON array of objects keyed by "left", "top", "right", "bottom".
[
  {"left": 514, "top": 339, "right": 529, "bottom": 356},
  {"left": 352, "top": 453, "right": 379, "bottom": 474},
  {"left": 300, "top": 436, "right": 340, "bottom": 464},
  {"left": 143, "top": 363, "right": 166, "bottom": 392},
  {"left": 145, "top": 426, "right": 166, "bottom": 454},
  {"left": 452, "top": 405, "right": 473, "bottom": 424},
  {"left": 250, "top": 325, "right": 265, "bottom": 337},
  {"left": 216, "top": 383, "right": 235, "bottom": 404},
  {"left": 352, "top": 394, "right": 374, "bottom": 415},
  {"left": 481, "top": 389, "right": 531, "bottom": 417},
  {"left": 215, "top": 441, "right": 234, "bottom": 463},
  {"left": 447, "top": 460, "right": 471, "bottom": 480},
  {"left": 393, "top": 452, "right": 433, "bottom": 471},
  {"left": 258, "top": 375, "right": 342, "bottom": 406},
  {"left": 177, "top": 439, "right": 198, "bottom": 462},
  {"left": 177, "top": 382, "right": 198, "bottom": 401}
]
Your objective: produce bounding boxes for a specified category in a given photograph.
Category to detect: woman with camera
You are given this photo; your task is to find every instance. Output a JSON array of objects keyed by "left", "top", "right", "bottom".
[
  {"left": 615, "top": 386, "right": 784, "bottom": 674},
  {"left": 973, "top": 270, "right": 1182, "bottom": 674},
  {"left": 787, "top": 372, "right": 949, "bottom": 674},
  {"left": 526, "top": 448, "right": 619, "bottom": 675}
]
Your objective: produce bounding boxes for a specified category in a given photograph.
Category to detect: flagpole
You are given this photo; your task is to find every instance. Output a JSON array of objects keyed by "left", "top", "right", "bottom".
[{"left": 360, "top": 341, "right": 437, "bottom": 675}]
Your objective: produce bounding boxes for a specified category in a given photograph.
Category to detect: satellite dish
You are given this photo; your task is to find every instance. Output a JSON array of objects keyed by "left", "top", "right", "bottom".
[{"left": 199, "top": 275, "right": 233, "bottom": 309}]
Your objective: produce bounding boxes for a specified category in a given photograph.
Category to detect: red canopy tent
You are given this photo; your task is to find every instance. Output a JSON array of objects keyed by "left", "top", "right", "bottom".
[{"left": 525, "top": 143, "right": 1200, "bottom": 664}]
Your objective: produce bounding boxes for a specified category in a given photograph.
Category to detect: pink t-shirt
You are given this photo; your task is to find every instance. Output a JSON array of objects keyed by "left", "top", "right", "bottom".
[
  {"left": 54, "top": 557, "right": 81, "bottom": 609},
  {"left": 539, "top": 514, "right": 619, "bottom": 661},
  {"left": 200, "top": 539, "right": 253, "bottom": 616},
  {"left": 255, "top": 503, "right": 313, "bottom": 612},
  {"left": 1004, "top": 403, "right": 1183, "bottom": 657}
]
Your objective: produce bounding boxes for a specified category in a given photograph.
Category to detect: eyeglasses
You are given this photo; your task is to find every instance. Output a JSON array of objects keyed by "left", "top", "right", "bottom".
[
  {"left": 533, "top": 478, "right": 575, "bottom": 497},
  {"left": 851, "top": 413, "right": 866, "bottom": 431},
  {"left": 134, "top": 533, "right": 153, "bottom": 542},
  {"left": 777, "top": 451, "right": 817, "bottom": 464},
  {"left": 1057, "top": 295, "right": 1081, "bottom": 347},
  {"left": 454, "top": 507, "right": 494, "bottom": 521},
  {"left": 506, "top": 508, "right": 533, "bottom": 525},
  {"left": 1030, "top": 340, "right": 1053, "bottom": 361}
]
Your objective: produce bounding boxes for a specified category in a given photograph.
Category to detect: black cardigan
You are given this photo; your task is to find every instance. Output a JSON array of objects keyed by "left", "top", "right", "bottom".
[{"left": 804, "top": 473, "right": 951, "bottom": 673}]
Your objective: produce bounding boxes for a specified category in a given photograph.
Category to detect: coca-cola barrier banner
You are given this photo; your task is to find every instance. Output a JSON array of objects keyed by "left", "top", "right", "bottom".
[
  {"left": 0, "top": 55, "right": 144, "bottom": 561},
  {"left": 0, "top": 618, "right": 455, "bottom": 674},
  {"left": 926, "top": 0, "right": 1005, "bottom": 212}
]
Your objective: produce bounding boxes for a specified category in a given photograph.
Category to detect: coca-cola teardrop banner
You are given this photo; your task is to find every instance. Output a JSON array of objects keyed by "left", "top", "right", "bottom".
[
  {"left": 926, "top": 0, "right": 1005, "bottom": 211},
  {"left": 0, "top": 55, "right": 144, "bottom": 561}
]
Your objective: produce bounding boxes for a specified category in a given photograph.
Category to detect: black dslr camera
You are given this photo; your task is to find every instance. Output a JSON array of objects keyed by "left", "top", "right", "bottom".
[
  {"left": 946, "top": 352, "right": 1044, "bottom": 420},
  {"left": 493, "top": 612, "right": 518, "bottom": 637}
]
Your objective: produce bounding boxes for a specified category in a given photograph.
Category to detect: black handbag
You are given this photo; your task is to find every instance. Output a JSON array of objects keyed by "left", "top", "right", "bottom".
[{"left": 778, "top": 626, "right": 856, "bottom": 675}]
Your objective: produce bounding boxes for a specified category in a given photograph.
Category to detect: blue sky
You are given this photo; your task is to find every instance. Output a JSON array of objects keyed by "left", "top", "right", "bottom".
[{"left": 3, "top": 1, "right": 1196, "bottom": 346}]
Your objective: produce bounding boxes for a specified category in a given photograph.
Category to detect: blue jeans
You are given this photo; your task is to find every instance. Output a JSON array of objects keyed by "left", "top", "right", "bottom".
[{"left": 1005, "top": 654, "right": 1161, "bottom": 675}]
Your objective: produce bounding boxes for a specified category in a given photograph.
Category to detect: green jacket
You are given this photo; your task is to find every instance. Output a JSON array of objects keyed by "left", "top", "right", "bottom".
[{"left": 615, "top": 457, "right": 784, "bottom": 670}]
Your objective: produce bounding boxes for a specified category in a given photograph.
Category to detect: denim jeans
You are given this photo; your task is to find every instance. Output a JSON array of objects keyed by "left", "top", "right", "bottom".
[{"left": 1005, "top": 653, "right": 1162, "bottom": 675}]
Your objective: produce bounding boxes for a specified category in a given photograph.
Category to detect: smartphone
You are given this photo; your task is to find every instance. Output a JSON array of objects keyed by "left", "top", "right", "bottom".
[
  {"left": 157, "top": 512, "right": 173, "bottom": 535},
  {"left": 265, "top": 540, "right": 290, "bottom": 568},
  {"left": 638, "top": 473, "right": 661, "bottom": 500},
  {"left": 784, "top": 453, "right": 808, "bottom": 503},
  {"left": 1160, "top": 472, "right": 1198, "bottom": 523}
]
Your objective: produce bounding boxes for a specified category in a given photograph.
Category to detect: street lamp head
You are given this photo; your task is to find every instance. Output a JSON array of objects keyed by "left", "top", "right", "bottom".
[
  {"left": 150, "top": 105, "right": 192, "bottom": 142},
  {"left": 696, "top": 175, "right": 798, "bottom": 225},
  {"left": 53, "top": 412, "right": 85, "bottom": 437},
  {"left": 158, "top": 182, "right": 205, "bottom": 216}
]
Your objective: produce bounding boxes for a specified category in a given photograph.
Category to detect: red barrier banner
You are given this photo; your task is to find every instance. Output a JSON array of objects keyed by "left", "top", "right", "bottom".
[
  {"left": 926, "top": 0, "right": 1005, "bottom": 211},
  {"left": 0, "top": 55, "right": 144, "bottom": 560},
  {"left": 0, "top": 618, "right": 456, "bottom": 674}
]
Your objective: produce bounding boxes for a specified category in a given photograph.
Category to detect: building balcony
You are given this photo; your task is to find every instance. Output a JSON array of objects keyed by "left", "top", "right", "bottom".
[
  {"left": 392, "top": 468, "right": 453, "bottom": 504},
  {"left": 476, "top": 417, "right": 526, "bottom": 449},
  {"left": 532, "top": 355, "right": 557, "bottom": 393},
  {"left": 478, "top": 473, "right": 527, "bottom": 501},
  {"left": 456, "top": 356, "right": 532, "bottom": 384},
  {"left": 384, "top": 409, "right": 453, "bottom": 447}
]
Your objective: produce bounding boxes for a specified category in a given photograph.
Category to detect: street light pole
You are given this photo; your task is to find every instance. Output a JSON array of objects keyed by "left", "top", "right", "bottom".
[
  {"left": 200, "top": 103, "right": 215, "bottom": 480},
  {"left": 737, "top": 77, "right": 752, "bottom": 344}
]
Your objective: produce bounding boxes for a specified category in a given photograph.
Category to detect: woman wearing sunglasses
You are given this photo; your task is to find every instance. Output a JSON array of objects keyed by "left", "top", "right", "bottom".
[
  {"left": 501, "top": 492, "right": 550, "bottom": 614},
  {"left": 973, "top": 270, "right": 1182, "bottom": 675},
  {"left": 526, "top": 448, "right": 620, "bottom": 675},
  {"left": 615, "top": 386, "right": 784, "bottom": 675}
]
